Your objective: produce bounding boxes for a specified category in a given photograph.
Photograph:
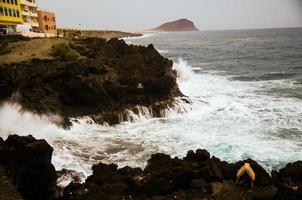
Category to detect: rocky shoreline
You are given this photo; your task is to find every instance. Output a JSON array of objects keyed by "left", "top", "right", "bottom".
[
  {"left": 0, "top": 36, "right": 183, "bottom": 127},
  {"left": 0, "top": 135, "right": 301, "bottom": 200}
]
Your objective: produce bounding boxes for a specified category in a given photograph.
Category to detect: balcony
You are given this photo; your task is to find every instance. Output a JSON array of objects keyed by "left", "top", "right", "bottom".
[
  {"left": 20, "top": 0, "right": 38, "bottom": 8},
  {"left": 29, "top": 11, "right": 38, "bottom": 17},
  {"left": 30, "top": 21, "right": 39, "bottom": 27},
  {"left": 22, "top": 10, "right": 30, "bottom": 16}
]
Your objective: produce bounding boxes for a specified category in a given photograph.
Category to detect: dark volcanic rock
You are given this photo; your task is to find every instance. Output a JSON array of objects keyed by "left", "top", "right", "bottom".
[
  {"left": 0, "top": 166, "right": 23, "bottom": 200},
  {"left": 0, "top": 38, "right": 182, "bottom": 127},
  {"left": 272, "top": 161, "right": 302, "bottom": 200},
  {"left": 0, "top": 135, "right": 57, "bottom": 200},
  {"left": 151, "top": 18, "right": 199, "bottom": 32},
  {"left": 61, "top": 148, "right": 302, "bottom": 200},
  {"left": 63, "top": 151, "right": 214, "bottom": 200},
  {"left": 232, "top": 159, "right": 273, "bottom": 186},
  {"left": 0, "top": 135, "right": 299, "bottom": 200}
]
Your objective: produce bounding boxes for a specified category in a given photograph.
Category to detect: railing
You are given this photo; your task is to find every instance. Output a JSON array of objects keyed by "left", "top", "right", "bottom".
[
  {"left": 29, "top": 11, "right": 38, "bottom": 17},
  {"left": 20, "top": 0, "right": 38, "bottom": 8},
  {"left": 30, "top": 22, "right": 39, "bottom": 27},
  {"left": 22, "top": 10, "right": 30, "bottom": 16}
]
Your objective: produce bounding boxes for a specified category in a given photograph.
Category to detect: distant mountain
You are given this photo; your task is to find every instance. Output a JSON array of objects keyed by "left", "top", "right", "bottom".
[{"left": 151, "top": 18, "right": 199, "bottom": 32}]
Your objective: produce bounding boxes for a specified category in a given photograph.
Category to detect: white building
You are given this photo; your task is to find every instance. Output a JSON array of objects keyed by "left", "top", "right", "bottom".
[{"left": 20, "top": 0, "right": 39, "bottom": 31}]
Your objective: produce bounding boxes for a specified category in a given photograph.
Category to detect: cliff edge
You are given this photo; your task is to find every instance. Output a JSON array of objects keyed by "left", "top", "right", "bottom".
[{"left": 0, "top": 36, "right": 183, "bottom": 127}]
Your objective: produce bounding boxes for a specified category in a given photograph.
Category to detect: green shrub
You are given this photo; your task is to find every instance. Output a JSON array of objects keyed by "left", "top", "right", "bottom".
[{"left": 51, "top": 42, "right": 81, "bottom": 61}]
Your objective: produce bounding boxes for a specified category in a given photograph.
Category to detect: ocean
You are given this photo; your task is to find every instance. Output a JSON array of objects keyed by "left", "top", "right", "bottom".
[{"left": 1, "top": 28, "right": 302, "bottom": 178}]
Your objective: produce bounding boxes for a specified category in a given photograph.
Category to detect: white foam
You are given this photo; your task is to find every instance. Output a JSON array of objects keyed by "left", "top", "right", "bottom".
[
  {"left": 157, "top": 49, "right": 169, "bottom": 54},
  {"left": 123, "top": 33, "right": 156, "bottom": 41},
  {"left": 0, "top": 57, "right": 301, "bottom": 182},
  {"left": 0, "top": 102, "right": 67, "bottom": 142}
]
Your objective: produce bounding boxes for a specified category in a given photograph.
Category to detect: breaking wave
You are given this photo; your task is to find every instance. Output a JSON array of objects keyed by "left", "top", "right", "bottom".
[
  {"left": 173, "top": 57, "right": 194, "bottom": 82},
  {"left": 1, "top": 28, "right": 302, "bottom": 187},
  {"left": 0, "top": 102, "right": 67, "bottom": 141}
]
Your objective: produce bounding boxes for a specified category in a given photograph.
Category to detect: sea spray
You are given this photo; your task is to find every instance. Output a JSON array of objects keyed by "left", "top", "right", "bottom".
[
  {"left": 173, "top": 57, "right": 194, "bottom": 82},
  {"left": 0, "top": 102, "right": 67, "bottom": 141}
]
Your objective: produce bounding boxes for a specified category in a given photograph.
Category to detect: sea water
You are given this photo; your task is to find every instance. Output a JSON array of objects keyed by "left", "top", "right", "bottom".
[{"left": 0, "top": 28, "right": 302, "bottom": 178}]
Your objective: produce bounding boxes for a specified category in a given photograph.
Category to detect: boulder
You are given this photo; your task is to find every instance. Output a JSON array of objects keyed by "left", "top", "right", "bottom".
[
  {"left": 272, "top": 161, "right": 302, "bottom": 200},
  {"left": 62, "top": 149, "right": 300, "bottom": 200},
  {"left": 0, "top": 135, "right": 57, "bottom": 200},
  {"left": 184, "top": 149, "right": 210, "bottom": 161},
  {"left": 231, "top": 159, "right": 273, "bottom": 186}
]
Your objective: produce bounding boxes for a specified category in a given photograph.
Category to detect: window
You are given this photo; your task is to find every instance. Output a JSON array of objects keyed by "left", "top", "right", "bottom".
[
  {"left": 4, "top": 7, "right": 8, "bottom": 16},
  {"left": 16, "top": 10, "right": 19, "bottom": 17},
  {"left": 12, "top": 9, "right": 16, "bottom": 17},
  {"left": 0, "top": 7, "right": 3, "bottom": 16},
  {"left": 53, "top": 25, "right": 56, "bottom": 30},
  {"left": 8, "top": 8, "right": 12, "bottom": 16},
  {"left": 52, "top": 17, "right": 55, "bottom": 22}
]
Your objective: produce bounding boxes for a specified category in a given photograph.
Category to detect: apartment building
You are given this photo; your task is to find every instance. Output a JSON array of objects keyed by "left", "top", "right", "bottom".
[
  {"left": 20, "top": 0, "right": 39, "bottom": 31},
  {"left": 0, "top": 0, "right": 23, "bottom": 26},
  {"left": 37, "top": 10, "right": 57, "bottom": 34}
]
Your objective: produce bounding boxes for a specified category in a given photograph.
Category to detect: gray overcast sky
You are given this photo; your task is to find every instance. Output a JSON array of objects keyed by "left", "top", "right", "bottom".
[{"left": 38, "top": 0, "right": 302, "bottom": 31}]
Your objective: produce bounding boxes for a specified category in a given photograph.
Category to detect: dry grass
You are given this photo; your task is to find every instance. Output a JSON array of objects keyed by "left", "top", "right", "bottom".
[{"left": 0, "top": 38, "right": 67, "bottom": 64}]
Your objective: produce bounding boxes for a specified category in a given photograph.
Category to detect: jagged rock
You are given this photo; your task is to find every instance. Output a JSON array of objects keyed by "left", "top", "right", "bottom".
[
  {"left": 0, "top": 135, "right": 298, "bottom": 200},
  {"left": 63, "top": 149, "right": 296, "bottom": 200},
  {"left": 57, "top": 169, "right": 85, "bottom": 197},
  {"left": 272, "top": 161, "right": 302, "bottom": 200},
  {"left": 61, "top": 150, "right": 234, "bottom": 199},
  {"left": 63, "top": 163, "right": 144, "bottom": 200},
  {"left": 231, "top": 159, "right": 273, "bottom": 186},
  {"left": 0, "top": 135, "right": 57, "bottom": 200},
  {"left": 184, "top": 149, "right": 210, "bottom": 161},
  {"left": 0, "top": 38, "right": 181, "bottom": 127},
  {"left": 0, "top": 166, "right": 23, "bottom": 200}
]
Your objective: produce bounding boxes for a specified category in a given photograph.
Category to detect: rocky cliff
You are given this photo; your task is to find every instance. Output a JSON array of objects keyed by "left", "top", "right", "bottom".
[
  {"left": 151, "top": 18, "right": 199, "bottom": 32},
  {"left": 0, "top": 37, "right": 182, "bottom": 127}
]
